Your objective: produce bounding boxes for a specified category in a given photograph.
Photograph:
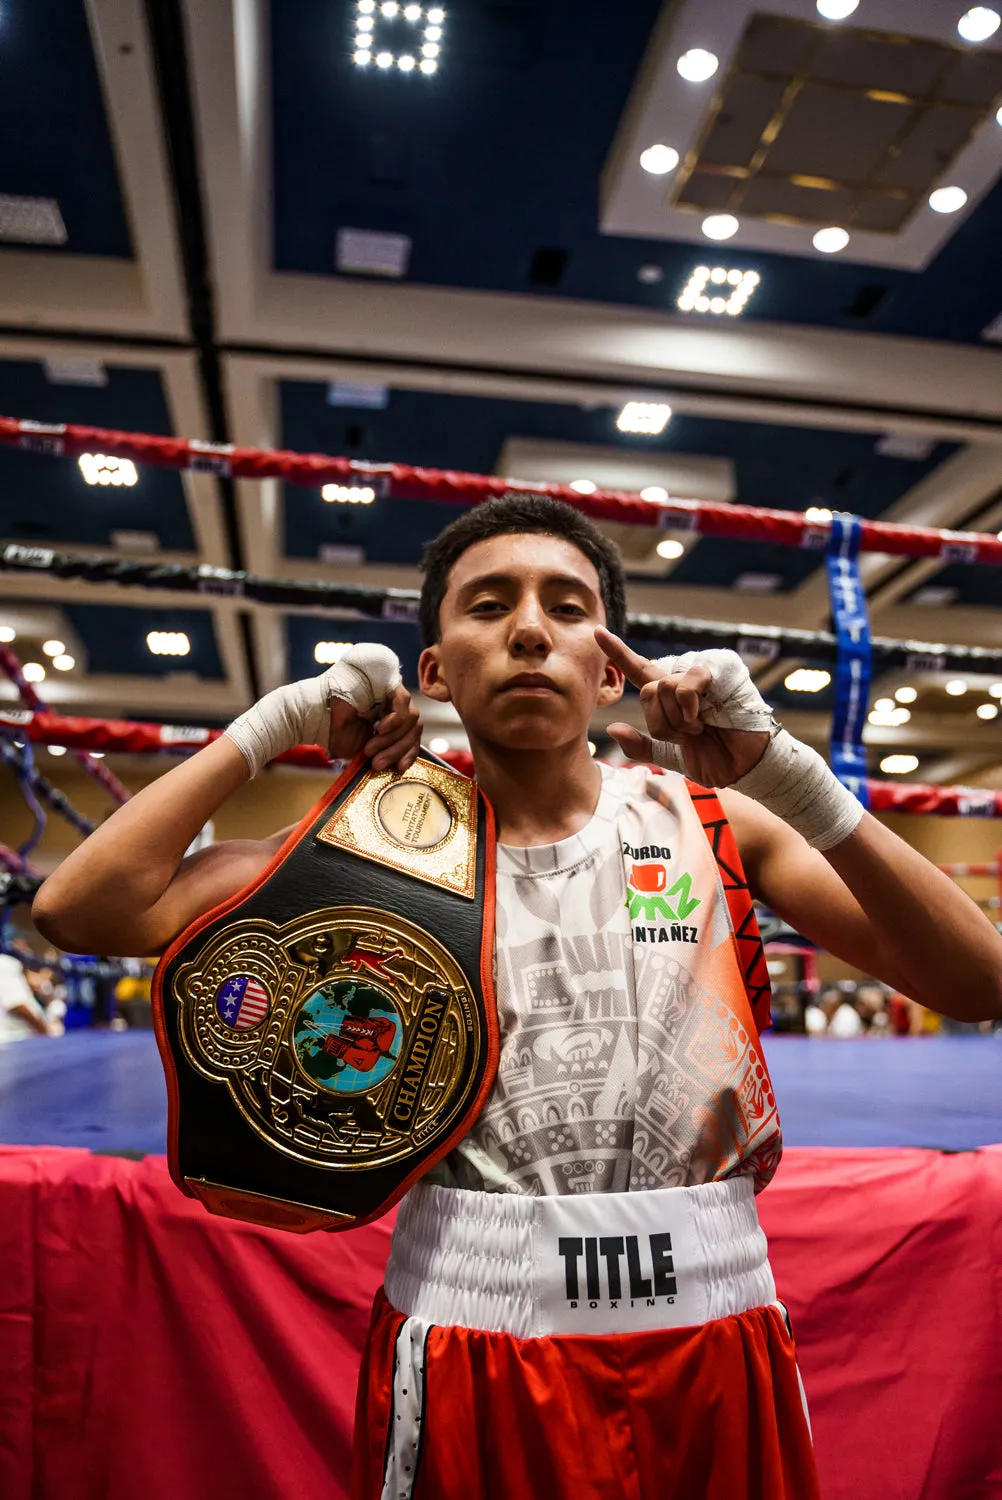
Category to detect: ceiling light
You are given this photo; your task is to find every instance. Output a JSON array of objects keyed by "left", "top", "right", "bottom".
[
  {"left": 569, "top": 479, "right": 597, "bottom": 494},
  {"left": 945, "top": 679, "right": 968, "bottom": 695},
  {"left": 929, "top": 186, "right": 968, "bottom": 214},
  {"left": 357, "top": 0, "right": 376, "bottom": 10},
  {"left": 701, "top": 214, "right": 739, "bottom": 241},
  {"left": 977, "top": 702, "right": 999, "bottom": 719},
  {"left": 894, "top": 686, "right": 917, "bottom": 704},
  {"left": 425, "top": 24, "right": 443, "bottom": 39},
  {"left": 873, "top": 697, "right": 895, "bottom": 711},
  {"left": 868, "top": 705, "right": 910, "bottom": 726},
  {"left": 0, "top": 626, "right": 15, "bottom": 643},
  {"left": 146, "top": 631, "right": 191, "bottom": 657},
  {"left": 429, "top": 736, "right": 451, "bottom": 754},
  {"left": 676, "top": 48, "right": 718, "bottom": 82},
  {"left": 813, "top": 226, "right": 850, "bottom": 253},
  {"left": 78, "top": 453, "right": 138, "bottom": 487},
  {"left": 322, "top": 483, "right": 376, "bottom": 503},
  {"left": 804, "top": 506, "right": 833, "bottom": 522},
  {"left": 398, "top": 54, "right": 416, "bottom": 69},
  {"left": 404, "top": 4, "right": 422, "bottom": 18},
  {"left": 427, "top": 5, "right": 445, "bottom": 18},
  {"left": 695, "top": 295, "right": 711, "bottom": 311},
  {"left": 42, "top": 639, "right": 65, "bottom": 657},
  {"left": 989, "top": 683, "right": 1002, "bottom": 697},
  {"left": 357, "top": 13, "right": 374, "bottom": 26},
  {"left": 52, "top": 654, "right": 75, "bottom": 671},
  {"left": 354, "top": 50, "right": 372, "bottom": 63},
  {"left": 709, "top": 297, "right": 726, "bottom": 313},
  {"left": 90, "top": 752, "right": 105, "bottom": 760},
  {"left": 640, "top": 486, "right": 669, "bottom": 503},
  {"left": 709, "top": 267, "right": 727, "bottom": 283},
  {"left": 784, "top": 668, "right": 832, "bottom": 693},
  {"left": 726, "top": 268, "right": 742, "bottom": 285},
  {"left": 639, "top": 144, "right": 679, "bottom": 175},
  {"left": 315, "top": 641, "right": 352, "bottom": 665},
  {"left": 376, "top": 51, "right": 393, "bottom": 67},
  {"left": 677, "top": 263, "right": 758, "bottom": 315},
  {"left": 381, "top": 1, "right": 399, "bottom": 13},
  {"left": 880, "top": 754, "right": 918, "bottom": 775},
  {"left": 421, "top": 41, "right": 439, "bottom": 56},
  {"left": 637, "top": 264, "right": 664, "bottom": 284},
  {"left": 656, "top": 539, "right": 685, "bottom": 561},
  {"left": 47, "top": 745, "right": 67, "bottom": 757},
  {"left": 958, "top": 6, "right": 1000, "bottom": 40},
  {"left": 817, "top": 0, "right": 859, "bottom": 17},
  {"left": 419, "top": 57, "right": 437, "bottom": 72},
  {"left": 616, "top": 402, "right": 672, "bottom": 435},
  {"left": 22, "top": 663, "right": 45, "bottom": 683}
]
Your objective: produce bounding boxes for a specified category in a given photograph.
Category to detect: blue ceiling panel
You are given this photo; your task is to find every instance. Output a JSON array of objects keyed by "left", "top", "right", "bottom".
[
  {"left": 278, "top": 377, "right": 955, "bottom": 592},
  {"left": 62, "top": 604, "right": 224, "bottom": 679},
  {"left": 0, "top": 0, "right": 132, "bottom": 257},
  {"left": 270, "top": 1, "right": 1002, "bottom": 345},
  {"left": 286, "top": 614, "right": 422, "bottom": 688},
  {"left": 0, "top": 361, "right": 194, "bottom": 550}
]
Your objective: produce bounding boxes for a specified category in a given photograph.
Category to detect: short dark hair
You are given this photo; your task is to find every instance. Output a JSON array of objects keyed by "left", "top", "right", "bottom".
[{"left": 418, "top": 493, "right": 627, "bottom": 645}]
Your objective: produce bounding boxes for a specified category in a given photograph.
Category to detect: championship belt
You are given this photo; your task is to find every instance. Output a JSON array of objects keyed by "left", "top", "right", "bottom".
[{"left": 151, "top": 752, "right": 498, "bottom": 1233}]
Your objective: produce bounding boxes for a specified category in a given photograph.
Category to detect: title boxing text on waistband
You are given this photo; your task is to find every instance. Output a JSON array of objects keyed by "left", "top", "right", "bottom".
[{"left": 384, "top": 1176, "right": 776, "bottom": 1338}]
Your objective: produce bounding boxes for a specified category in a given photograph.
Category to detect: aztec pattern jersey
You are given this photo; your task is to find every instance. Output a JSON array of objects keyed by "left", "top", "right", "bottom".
[{"left": 430, "top": 762, "right": 781, "bottom": 1198}]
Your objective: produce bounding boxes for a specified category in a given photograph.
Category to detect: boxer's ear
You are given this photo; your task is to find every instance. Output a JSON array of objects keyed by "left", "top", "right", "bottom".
[
  {"left": 595, "top": 657, "right": 625, "bottom": 708},
  {"left": 418, "top": 644, "right": 453, "bottom": 703}
]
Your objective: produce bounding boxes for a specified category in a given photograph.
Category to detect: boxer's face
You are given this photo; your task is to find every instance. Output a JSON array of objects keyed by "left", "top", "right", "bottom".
[{"left": 418, "top": 532, "right": 624, "bottom": 752}]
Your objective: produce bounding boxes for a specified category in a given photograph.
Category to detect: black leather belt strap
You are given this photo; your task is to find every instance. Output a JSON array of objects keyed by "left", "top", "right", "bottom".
[{"left": 152, "top": 751, "right": 498, "bottom": 1233}]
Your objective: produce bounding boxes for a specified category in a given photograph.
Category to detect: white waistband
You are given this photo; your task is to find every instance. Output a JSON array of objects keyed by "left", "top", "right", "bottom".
[{"left": 385, "top": 1177, "right": 776, "bottom": 1338}]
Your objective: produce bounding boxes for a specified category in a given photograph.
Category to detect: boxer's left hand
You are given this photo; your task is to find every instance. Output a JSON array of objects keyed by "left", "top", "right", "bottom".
[{"left": 596, "top": 627, "right": 772, "bottom": 787}]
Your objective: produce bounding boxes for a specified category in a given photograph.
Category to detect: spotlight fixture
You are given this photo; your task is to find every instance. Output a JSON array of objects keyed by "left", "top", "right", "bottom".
[
  {"left": 804, "top": 506, "right": 833, "bottom": 522},
  {"left": 639, "top": 144, "right": 679, "bottom": 175},
  {"left": 977, "top": 702, "right": 999, "bottom": 719},
  {"left": 78, "top": 453, "right": 138, "bottom": 487},
  {"left": 47, "top": 745, "right": 67, "bottom": 757},
  {"left": 945, "top": 679, "right": 968, "bottom": 695},
  {"left": 322, "top": 483, "right": 376, "bottom": 504},
  {"left": 880, "top": 754, "right": 919, "bottom": 775},
  {"left": 52, "top": 654, "right": 75, "bottom": 671},
  {"left": 314, "top": 641, "right": 352, "bottom": 665},
  {"left": 817, "top": 0, "right": 859, "bottom": 17},
  {"left": 21, "top": 662, "right": 45, "bottom": 683},
  {"left": 616, "top": 402, "right": 672, "bottom": 435},
  {"left": 873, "top": 698, "right": 895, "bottom": 712},
  {"left": 894, "top": 686, "right": 917, "bottom": 704},
  {"left": 354, "top": 0, "right": 445, "bottom": 72},
  {"left": 701, "top": 214, "right": 739, "bottom": 241},
  {"left": 656, "top": 539, "right": 685, "bottom": 561},
  {"left": 958, "top": 6, "right": 1000, "bottom": 41},
  {"left": 929, "top": 186, "right": 968, "bottom": 214},
  {"left": 42, "top": 639, "right": 65, "bottom": 657},
  {"left": 677, "top": 265, "right": 758, "bottom": 315},
  {"left": 676, "top": 48, "right": 718, "bottom": 82},
  {"left": 783, "top": 668, "right": 832, "bottom": 693},
  {"left": 640, "top": 486, "right": 669, "bottom": 504},
  {"left": 868, "top": 705, "right": 910, "bottom": 726},
  {"left": 429, "top": 736, "right": 451, "bottom": 754},
  {"left": 813, "top": 226, "right": 850, "bottom": 253},
  {"left": 146, "top": 631, "right": 191, "bottom": 657},
  {"left": 0, "top": 626, "right": 15, "bottom": 642},
  {"left": 569, "top": 479, "right": 597, "bottom": 494},
  {"left": 990, "top": 683, "right": 1002, "bottom": 697}
]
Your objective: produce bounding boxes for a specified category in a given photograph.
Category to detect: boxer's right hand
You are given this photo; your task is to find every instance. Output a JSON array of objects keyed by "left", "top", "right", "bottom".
[{"left": 330, "top": 680, "right": 421, "bottom": 772}]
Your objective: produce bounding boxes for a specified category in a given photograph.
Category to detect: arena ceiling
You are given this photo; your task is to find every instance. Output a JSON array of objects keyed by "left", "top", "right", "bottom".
[{"left": 1, "top": 0, "right": 1001, "bottom": 790}]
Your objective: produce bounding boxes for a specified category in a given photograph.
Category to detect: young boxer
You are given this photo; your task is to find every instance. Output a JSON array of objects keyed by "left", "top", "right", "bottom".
[{"left": 34, "top": 496, "right": 1002, "bottom": 1500}]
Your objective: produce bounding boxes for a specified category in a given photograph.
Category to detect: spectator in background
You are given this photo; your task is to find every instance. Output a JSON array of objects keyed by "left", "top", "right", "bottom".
[
  {"left": 821, "top": 983, "right": 864, "bottom": 1038},
  {"left": 855, "top": 982, "right": 891, "bottom": 1035},
  {"left": 0, "top": 952, "right": 57, "bottom": 1041}
]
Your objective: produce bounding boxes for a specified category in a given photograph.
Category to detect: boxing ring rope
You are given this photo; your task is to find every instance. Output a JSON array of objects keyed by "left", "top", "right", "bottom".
[{"left": 4, "top": 414, "right": 1002, "bottom": 564}]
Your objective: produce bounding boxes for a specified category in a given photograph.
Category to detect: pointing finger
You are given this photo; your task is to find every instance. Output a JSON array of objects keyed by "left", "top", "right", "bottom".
[{"left": 594, "top": 627, "right": 660, "bottom": 689}]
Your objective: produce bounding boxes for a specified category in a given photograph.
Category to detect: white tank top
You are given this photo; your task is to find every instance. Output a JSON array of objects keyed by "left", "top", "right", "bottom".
[{"left": 431, "top": 762, "right": 781, "bottom": 1197}]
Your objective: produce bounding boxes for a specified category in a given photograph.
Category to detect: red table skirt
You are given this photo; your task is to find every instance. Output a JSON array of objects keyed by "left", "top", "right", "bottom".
[{"left": 1, "top": 1145, "right": 1000, "bottom": 1500}]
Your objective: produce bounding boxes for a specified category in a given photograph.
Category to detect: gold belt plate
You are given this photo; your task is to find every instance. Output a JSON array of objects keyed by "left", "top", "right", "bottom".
[{"left": 169, "top": 905, "right": 481, "bottom": 1171}]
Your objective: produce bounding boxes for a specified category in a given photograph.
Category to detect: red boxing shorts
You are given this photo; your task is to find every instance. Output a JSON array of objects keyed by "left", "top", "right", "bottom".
[{"left": 353, "top": 1179, "right": 820, "bottom": 1500}]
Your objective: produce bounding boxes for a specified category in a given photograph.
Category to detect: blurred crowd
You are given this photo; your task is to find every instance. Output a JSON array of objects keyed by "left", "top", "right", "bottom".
[
  {"left": 0, "top": 944, "right": 153, "bottom": 1043},
  {"left": 771, "top": 978, "right": 1000, "bottom": 1037}
]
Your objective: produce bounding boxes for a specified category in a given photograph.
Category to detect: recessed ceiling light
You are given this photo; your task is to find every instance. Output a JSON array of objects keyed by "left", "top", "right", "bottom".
[
  {"left": 958, "top": 6, "right": 1000, "bottom": 41},
  {"left": 637, "top": 264, "right": 664, "bottom": 284},
  {"left": 90, "top": 752, "right": 105, "bottom": 760},
  {"left": 420, "top": 57, "right": 437, "bottom": 72},
  {"left": 357, "top": 13, "right": 374, "bottom": 27},
  {"left": 47, "top": 745, "right": 67, "bottom": 757},
  {"left": 873, "top": 697, "right": 895, "bottom": 711},
  {"left": 640, "top": 485, "right": 669, "bottom": 503},
  {"left": 381, "top": 1, "right": 399, "bottom": 13},
  {"left": 990, "top": 682, "right": 1002, "bottom": 697},
  {"left": 817, "top": 0, "right": 859, "bottom": 17},
  {"left": 569, "top": 479, "right": 597, "bottom": 494},
  {"left": 357, "top": 0, "right": 376, "bottom": 10},
  {"left": 427, "top": 5, "right": 445, "bottom": 19},
  {"left": 804, "top": 505, "right": 833, "bottom": 522},
  {"left": 315, "top": 641, "right": 352, "bottom": 664},
  {"left": 977, "top": 702, "right": 999, "bottom": 719},
  {"left": 425, "top": 25, "right": 443, "bottom": 39},
  {"left": 0, "top": 626, "right": 15, "bottom": 643},
  {"left": 945, "top": 679, "right": 968, "bottom": 695},
  {"left": 676, "top": 48, "right": 718, "bottom": 82},
  {"left": 354, "top": 49, "right": 372, "bottom": 63},
  {"left": 398, "top": 54, "right": 416, "bottom": 69},
  {"left": 677, "top": 263, "right": 757, "bottom": 314},
  {"left": 784, "top": 668, "right": 832, "bottom": 693},
  {"left": 880, "top": 754, "right": 918, "bottom": 775},
  {"left": 421, "top": 41, "right": 439, "bottom": 56},
  {"left": 42, "top": 639, "right": 65, "bottom": 658},
  {"left": 813, "top": 226, "right": 850, "bottom": 253},
  {"left": 78, "top": 453, "right": 138, "bottom": 487},
  {"left": 701, "top": 213, "right": 739, "bottom": 241},
  {"left": 376, "top": 50, "right": 393, "bottom": 67},
  {"left": 147, "top": 631, "right": 191, "bottom": 657},
  {"left": 639, "top": 144, "right": 679, "bottom": 175},
  {"left": 656, "top": 539, "right": 685, "bottom": 560},
  {"left": 52, "top": 654, "right": 75, "bottom": 671},
  {"left": 894, "top": 686, "right": 917, "bottom": 704},
  {"left": 22, "top": 662, "right": 45, "bottom": 683},
  {"left": 429, "top": 736, "right": 452, "bottom": 754},
  {"left": 404, "top": 4, "right": 422, "bottom": 18},
  {"left": 869, "top": 705, "right": 911, "bottom": 726},
  {"left": 616, "top": 402, "right": 672, "bottom": 435},
  {"left": 322, "top": 483, "right": 376, "bottom": 503},
  {"left": 929, "top": 186, "right": 968, "bottom": 214}
]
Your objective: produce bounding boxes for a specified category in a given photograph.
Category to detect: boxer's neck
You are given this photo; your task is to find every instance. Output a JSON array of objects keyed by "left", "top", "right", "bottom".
[{"left": 470, "top": 735, "right": 602, "bottom": 847}]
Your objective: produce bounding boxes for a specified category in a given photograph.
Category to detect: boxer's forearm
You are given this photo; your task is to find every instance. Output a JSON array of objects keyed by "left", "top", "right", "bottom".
[{"left": 32, "top": 737, "right": 251, "bottom": 954}]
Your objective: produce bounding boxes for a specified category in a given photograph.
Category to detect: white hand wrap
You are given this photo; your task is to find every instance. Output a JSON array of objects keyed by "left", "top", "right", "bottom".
[
  {"left": 646, "top": 648, "right": 865, "bottom": 852},
  {"left": 224, "top": 643, "right": 402, "bottom": 778}
]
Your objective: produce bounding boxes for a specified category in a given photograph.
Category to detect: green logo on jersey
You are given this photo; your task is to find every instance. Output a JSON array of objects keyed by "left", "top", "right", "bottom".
[{"left": 626, "top": 871, "right": 701, "bottom": 924}]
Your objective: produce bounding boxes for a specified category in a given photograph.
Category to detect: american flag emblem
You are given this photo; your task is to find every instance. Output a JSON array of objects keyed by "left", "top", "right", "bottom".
[{"left": 215, "top": 974, "right": 271, "bottom": 1031}]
